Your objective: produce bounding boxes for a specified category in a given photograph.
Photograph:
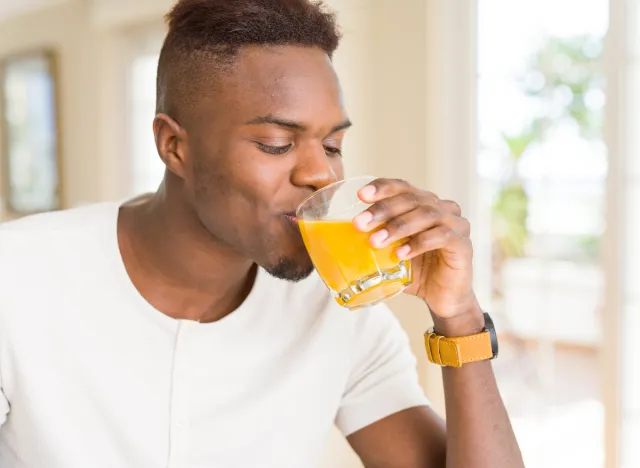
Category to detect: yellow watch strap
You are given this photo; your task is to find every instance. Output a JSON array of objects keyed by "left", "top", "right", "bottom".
[{"left": 424, "top": 330, "right": 494, "bottom": 368}]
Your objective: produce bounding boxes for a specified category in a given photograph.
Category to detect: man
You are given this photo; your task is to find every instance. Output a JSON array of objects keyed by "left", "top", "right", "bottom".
[{"left": 0, "top": 0, "right": 524, "bottom": 466}]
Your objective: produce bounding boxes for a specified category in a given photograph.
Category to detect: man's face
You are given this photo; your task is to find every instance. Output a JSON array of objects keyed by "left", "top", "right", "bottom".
[{"left": 181, "top": 46, "right": 349, "bottom": 281}]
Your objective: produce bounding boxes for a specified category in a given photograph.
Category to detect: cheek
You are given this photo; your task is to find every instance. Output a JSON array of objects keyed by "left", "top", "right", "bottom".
[
  {"left": 192, "top": 157, "right": 224, "bottom": 202},
  {"left": 247, "top": 153, "right": 295, "bottom": 186},
  {"left": 191, "top": 158, "right": 270, "bottom": 232},
  {"left": 232, "top": 156, "right": 296, "bottom": 210},
  {"left": 193, "top": 136, "right": 297, "bottom": 218}
]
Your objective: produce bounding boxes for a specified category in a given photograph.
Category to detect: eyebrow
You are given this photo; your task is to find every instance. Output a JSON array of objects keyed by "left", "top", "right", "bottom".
[{"left": 245, "top": 115, "right": 352, "bottom": 134}]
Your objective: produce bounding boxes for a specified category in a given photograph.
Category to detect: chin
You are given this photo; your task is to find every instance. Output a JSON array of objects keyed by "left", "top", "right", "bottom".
[
  {"left": 263, "top": 255, "right": 315, "bottom": 282},
  {"left": 259, "top": 222, "right": 315, "bottom": 281}
]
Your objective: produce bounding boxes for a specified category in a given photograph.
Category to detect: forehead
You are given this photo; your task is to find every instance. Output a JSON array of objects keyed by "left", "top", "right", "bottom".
[{"left": 212, "top": 45, "right": 347, "bottom": 125}]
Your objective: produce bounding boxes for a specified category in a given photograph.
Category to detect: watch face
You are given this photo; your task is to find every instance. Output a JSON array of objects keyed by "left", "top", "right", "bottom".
[{"left": 483, "top": 312, "right": 499, "bottom": 359}]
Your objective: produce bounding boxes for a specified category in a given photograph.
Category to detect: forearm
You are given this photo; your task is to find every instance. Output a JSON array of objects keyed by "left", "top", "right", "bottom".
[
  {"left": 434, "top": 310, "right": 524, "bottom": 468},
  {"left": 442, "top": 361, "right": 522, "bottom": 467}
]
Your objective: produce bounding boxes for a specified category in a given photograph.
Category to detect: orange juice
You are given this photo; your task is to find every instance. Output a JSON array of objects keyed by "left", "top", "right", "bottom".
[{"left": 298, "top": 219, "right": 412, "bottom": 309}]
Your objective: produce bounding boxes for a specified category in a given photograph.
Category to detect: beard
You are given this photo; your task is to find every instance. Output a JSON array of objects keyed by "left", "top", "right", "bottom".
[{"left": 263, "top": 256, "right": 315, "bottom": 282}]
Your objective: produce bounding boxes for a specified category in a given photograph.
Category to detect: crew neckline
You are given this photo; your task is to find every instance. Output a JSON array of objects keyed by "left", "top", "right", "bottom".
[{"left": 103, "top": 201, "right": 269, "bottom": 334}]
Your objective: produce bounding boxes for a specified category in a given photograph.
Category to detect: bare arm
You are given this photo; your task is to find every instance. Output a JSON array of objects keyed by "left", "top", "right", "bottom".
[
  {"left": 435, "top": 311, "right": 523, "bottom": 468},
  {"left": 348, "top": 178, "right": 524, "bottom": 467},
  {"left": 347, "top": 406, "right": 447, "bottom": 468},
  {"left": 347, "top": 309, "right": 523, "bottom": 468}
]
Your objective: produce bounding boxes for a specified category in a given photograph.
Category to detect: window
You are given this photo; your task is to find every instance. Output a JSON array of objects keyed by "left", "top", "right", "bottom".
[
  {"left": 477, "top": 0, "right": 609, "bottom": 465},
  {"left": 124, "top": 27, "right": 165, "bottom": 197},
  {"left": 129, "top": 52, "right": 163, "bottom": 196}
]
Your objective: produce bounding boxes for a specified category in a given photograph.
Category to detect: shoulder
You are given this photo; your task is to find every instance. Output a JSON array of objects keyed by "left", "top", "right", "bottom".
[
  {"left": 0, "top": 202, "right": 119, "bottom": 295},
  {"left": 0, "top": 202, "right": 117, "bottom": 249},
  {"left": 0, "top": 202, "right": 116, "bottom": 235}
]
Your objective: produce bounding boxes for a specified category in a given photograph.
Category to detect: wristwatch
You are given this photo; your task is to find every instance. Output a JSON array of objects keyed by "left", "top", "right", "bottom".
[{"left": 424, "top": 312, "right": 499, "bottom": 368}]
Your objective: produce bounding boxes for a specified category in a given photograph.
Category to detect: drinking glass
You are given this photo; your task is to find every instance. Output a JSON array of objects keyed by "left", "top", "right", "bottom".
[{"left": 296, "top": 176, "right": 413, "bottom": 310}]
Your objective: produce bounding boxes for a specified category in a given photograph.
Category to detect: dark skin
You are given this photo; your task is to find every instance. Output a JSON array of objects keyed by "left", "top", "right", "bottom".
[{"left": 118, "top": 45, "right": 524, "bottom": 467}]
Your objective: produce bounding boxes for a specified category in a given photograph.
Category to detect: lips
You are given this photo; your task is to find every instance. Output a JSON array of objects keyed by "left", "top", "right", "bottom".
[
  {"left": 283, "top": 213, "right": 302, "bottom": 236},
  {"left": 284, "top": 213, "right": 298, "bottom": 224}
]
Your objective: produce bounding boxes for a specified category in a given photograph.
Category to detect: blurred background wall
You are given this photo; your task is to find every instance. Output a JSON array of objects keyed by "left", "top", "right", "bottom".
[{"left": 0, "top": 0, "right": 638, "bottom": 467}]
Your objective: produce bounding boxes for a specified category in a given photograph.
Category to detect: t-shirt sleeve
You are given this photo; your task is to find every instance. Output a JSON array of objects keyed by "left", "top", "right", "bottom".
[
  {"left": 0, "top": 230, "right": 9, "bottom": 426},
  {"left": 335, "top": 304, "right": 430, "bottom": 436},
  {"left": 0, "top": 387, "right": 8, "bottom": 426}
]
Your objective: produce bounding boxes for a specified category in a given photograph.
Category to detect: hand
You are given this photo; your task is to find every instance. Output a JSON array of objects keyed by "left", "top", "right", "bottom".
[{"left": 353, "top": 178, "right": 484, "bottom": 335}]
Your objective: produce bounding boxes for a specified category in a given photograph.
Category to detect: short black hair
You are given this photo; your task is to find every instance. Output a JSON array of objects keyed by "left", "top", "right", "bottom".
[{"left": 156, "top": 0, "right": 341, "bottom": 118}]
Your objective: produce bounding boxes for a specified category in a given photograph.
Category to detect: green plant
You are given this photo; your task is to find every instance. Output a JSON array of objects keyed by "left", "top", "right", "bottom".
[{"left": 491, "top": 34, "right": 604, "bottom": 262}]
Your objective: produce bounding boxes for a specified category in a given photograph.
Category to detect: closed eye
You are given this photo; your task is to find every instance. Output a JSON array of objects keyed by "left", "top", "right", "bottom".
[
  {"left": 256, "top": 142, "right": 293, "bottom": 155},
  {"left": 324, "top": 146, "right": 342, "bottom": 156}
]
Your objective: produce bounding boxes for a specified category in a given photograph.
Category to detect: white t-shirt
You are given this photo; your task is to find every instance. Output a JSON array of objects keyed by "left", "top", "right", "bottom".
[{"left": 0, "top": 202, "right": 429, "bottom": 468}]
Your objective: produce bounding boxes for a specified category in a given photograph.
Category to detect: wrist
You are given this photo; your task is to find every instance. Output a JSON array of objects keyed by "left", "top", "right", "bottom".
[{"left": 430, "top": 302, "right": 485, "bottom": 337}]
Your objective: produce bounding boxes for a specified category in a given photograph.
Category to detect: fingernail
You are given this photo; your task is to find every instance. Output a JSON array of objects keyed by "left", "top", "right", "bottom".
[
  {"left": 396, "top": 245, "right": 411, "bottom": 259},
  {"left": 359, "top": 185, "right": 376, "bottom": 200},
  {"left": 370, "top": 229, "right": 389, "bottom": 247},
  {"left": 353, "top": 211, "right": 373, "bottom": 230}
]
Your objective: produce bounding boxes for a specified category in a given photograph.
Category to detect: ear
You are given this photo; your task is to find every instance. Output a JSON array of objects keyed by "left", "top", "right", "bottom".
[{"left": 153, "top": 113, "right": 189, "bottom": 179}]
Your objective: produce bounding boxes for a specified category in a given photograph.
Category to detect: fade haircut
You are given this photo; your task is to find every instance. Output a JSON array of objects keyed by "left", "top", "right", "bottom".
[{"left": 156, "top": 0, "right": 341, "bottom": 119}]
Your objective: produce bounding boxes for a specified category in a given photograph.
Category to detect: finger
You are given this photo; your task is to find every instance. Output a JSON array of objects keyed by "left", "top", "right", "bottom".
[
  {"left": 421, "top": 197, "right": 469, "bottom": 237},
  {"left": 370, "top": 209, "right": 471, "bottom": 248},
  {"left": 435, "top": 199, "right": 469, "bottom": 236},
  {"left": 353, "top": 192, "right": 435, "bottom": 232},
  {"left": 439, "top": 199, "right": 462, "bottom": 216},
  {"left": 395, "top": 225, "right": 471, "bottom": 261},
  {"left": 368, "top": 206, "right": 441, "bottom": 248},
  {"left": 357, "top": 178, "right": 427, "bottom": 204},
  {"left": 451, "top": 215, "right": 471, "bottom": 238}
]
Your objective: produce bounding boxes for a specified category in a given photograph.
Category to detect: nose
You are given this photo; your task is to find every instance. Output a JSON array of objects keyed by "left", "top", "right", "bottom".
[{"left": 290, "top": 142, "right": 339, "bottom": 192}]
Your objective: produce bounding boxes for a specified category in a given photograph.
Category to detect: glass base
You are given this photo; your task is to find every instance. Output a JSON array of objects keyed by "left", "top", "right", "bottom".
[{"left": 333, "top": 262, "right": 412, "bottom": 310}]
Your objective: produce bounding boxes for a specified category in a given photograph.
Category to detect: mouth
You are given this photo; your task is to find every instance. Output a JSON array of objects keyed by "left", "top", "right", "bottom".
[
  {"left": 283, "top": 213, "right": 303, "bottom": 237},
  {"left": 284, "top": 213, "right": 299, "bottom": 225}
]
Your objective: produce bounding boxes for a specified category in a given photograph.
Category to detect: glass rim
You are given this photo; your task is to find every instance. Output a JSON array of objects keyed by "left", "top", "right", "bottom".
[{"left": 295, "top": 175, "right": 376, "bottom": 217}]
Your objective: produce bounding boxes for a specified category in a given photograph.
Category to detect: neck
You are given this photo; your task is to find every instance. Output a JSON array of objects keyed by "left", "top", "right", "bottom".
[{"left": 117, "top": 184, "right": 255, "bottom": 323}]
